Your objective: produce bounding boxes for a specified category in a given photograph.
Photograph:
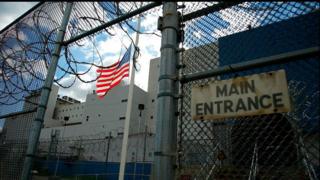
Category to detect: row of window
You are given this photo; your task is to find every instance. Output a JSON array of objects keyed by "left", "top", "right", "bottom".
[
  {"left": 56, "top": 114, "right": 154, "bottom": 121},
  {"left": 122, "top": 99, "right": 155, "bottom": 103},
  {"left": 119, "top": 115, "right": 153, "bottom": 120},
  {"left": 58, "top": 106, "right": 84, "bottom": 113},
  {"left": 56, "top": 114, "right": 83, "bottom": 120},
  {"left": 57, "top": 98, "right": 154, "bottom": 113}
]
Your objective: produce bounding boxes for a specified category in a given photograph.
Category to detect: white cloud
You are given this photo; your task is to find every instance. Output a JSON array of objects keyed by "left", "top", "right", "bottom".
[
  {"left": 211, "top": 2, "right": 267, "bottom": 38},
  {"left": 56, "top": 73, "right": 96, "bottom": 102},
  {"left": 56, "top": 5, "right": 162, "bottom": 100},
  {"left": 141, "top": 12, "right": 159, "bottom": 32},
  {"left": 0, "top": 2, "right": 39, "bottom": 30},
  {"left": 193, "top": 31, "right": 202, "bottom": 39}
]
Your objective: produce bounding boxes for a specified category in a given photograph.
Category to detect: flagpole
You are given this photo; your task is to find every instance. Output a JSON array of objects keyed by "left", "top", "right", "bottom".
[{"left": 119, "top": 3, "right": 142, "bottom": 180}]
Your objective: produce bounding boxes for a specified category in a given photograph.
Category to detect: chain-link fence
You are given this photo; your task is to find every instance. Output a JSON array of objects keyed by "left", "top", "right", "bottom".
[
  {"left": 1, "top": 2, "right": 320, "bottom": 180},
  {"left": 0, "top": 2, "right": 161, "bottom": 179},
  {"left": 31, "top": 133, "right": 154, "bottom": 179},
  {"left": 177, "top": 2, "right": 319, "bottom": 179}
]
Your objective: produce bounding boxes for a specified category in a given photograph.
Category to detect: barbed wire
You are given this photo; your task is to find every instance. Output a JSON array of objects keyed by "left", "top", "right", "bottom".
[{"left": 0, "top": 2, "right": 161, "bottom": 111}]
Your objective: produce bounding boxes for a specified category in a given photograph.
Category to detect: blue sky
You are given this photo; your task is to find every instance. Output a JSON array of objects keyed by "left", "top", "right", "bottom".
[
  {"left": 0, "top": 2, "right": 39, "bottom": 129},
  {"left": 0, "top": 2, "right": 38, "bottom": 31}
]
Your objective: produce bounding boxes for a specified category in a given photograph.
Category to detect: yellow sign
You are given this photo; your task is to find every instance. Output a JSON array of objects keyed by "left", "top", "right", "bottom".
[{"left": 191, "top": 69, "right": 291, "bottom": 120}]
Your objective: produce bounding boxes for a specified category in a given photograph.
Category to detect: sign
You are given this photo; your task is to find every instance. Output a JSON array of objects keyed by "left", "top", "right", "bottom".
[{"left": 191, "top": 69, "right": 291, "bottom": 120}]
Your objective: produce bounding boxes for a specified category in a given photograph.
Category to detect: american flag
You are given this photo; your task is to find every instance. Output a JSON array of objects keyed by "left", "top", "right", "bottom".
[{"left": 96, "top": 45, "right": 132, "bottom": 98}]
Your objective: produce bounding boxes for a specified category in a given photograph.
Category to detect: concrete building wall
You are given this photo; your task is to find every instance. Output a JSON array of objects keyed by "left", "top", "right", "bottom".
[
  {"left": 145, "top": 58, "right": 160, "bottom": 133},
  {"left": 53, "top": 103, "right": 85, "bottom": 126},
  {"left": 40, "top": 84, "right": 148, "bottom": 139},
  {"left": 3, "top": 84, "right": 59, "bottom": 141}
]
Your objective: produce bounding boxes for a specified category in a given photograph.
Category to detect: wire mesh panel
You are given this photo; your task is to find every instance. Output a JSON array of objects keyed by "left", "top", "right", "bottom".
[
  {"left": 0, "top": 1, "right": 160, "bottom": 116},
  {"left": 0, "top": 2, "right": 161, "bottom": 179},
  {"left": 0, "top": 2, "right": 66, "bottom": 116},
  {"left": 0, "top": 111, "right": 36, "bottom": 180},
  {"left": 32, "top": 134, "right": 154, "bottom": 179},
  {"left": 178, "top": 2, "right": 320, "bottom": 179}
]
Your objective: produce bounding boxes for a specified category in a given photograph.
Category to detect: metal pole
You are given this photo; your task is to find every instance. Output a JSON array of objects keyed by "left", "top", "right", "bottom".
[
  {"left": 142, "top": 125, "right": 147, "bottom": 162},
  {"left": 54, "top": 119, "right": 68, "bottom": 177},
  {"left": 134, "top": 110, "right": 142, "bottom": 180},
  {"left": 106, "top": 132, "right": 112, "bottom": 163},
  {"left": 63, "top": 2, "right": 161, "bottom": 45},
  {"left": 118, "top": 3, "right": 142, "bottom": 179},
  {"left": 181, "top": 46, "right": 319, "bottom": 83},
  {"left": 47, "top": 130, "right": 55, "bottom": 161},
  {"left": 154, "top": 2, "right": 179, "bottom": 180},
  {"left": 20, "top": 3, "right": 73, "bottom": 180}
]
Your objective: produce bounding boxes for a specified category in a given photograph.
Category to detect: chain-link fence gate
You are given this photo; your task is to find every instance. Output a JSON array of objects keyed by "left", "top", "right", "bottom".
[
  {"left": 177, "top": 2, "right": 319, "bottom": 180},
  {"left": 0, "top": 1, "right": 319, "bottom": 180}
]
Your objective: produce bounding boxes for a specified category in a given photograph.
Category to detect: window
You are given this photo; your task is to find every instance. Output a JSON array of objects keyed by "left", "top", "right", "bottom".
[
  {"left": 65, "top": 122, "right": 82, "bottom": 126},
  {"left": 119, "top": 117, "right": 125, "bottom": 120},
  {"left": 152, "top": 99, "right": 155, "bottom": 102},
  {"left": 86, "top": 116, "right": 89, "bottom": 121},
  {"left": 150, "top": 116, "right": 153, "bottom": 119},
  {"left": 64, "top": 116, "right": 70, "bottom": 121},
  {"left": 118, "top": 132, "right": 124, "bottom": 136},
  {"left": 121, "top": 99, "right": 128, "bottom": 102}
]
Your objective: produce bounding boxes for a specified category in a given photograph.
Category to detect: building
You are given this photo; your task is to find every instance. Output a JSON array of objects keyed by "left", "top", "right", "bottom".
[
  {"left": 36, "top": 83, "right": 158, "bottom": 162},
  {"left": 0, "top": 85, "right": 58, "bottom": 179}
]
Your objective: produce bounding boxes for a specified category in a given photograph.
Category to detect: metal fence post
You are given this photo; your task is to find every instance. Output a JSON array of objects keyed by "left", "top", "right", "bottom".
[
  {"left": 20, "top": 2, "right": 73, "bottom": 180},
  {"left": 154, "top": 2, "right": 179, "bottom": 180}
]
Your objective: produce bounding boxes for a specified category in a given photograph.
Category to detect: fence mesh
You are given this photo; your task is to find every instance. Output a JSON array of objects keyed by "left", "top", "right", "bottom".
[
  {"left": 1, "top": 1, "right": 320, "bottom": 180},
  {"left": 33, "top": 134, "right": 154, "bottom": 179},
  {"left": 178, "top": 2, "right": 319, "bottom": 179},
  {"left": 0, "top": 2, "right": 160, "bottom": 179},
  {"left": 0, "top": 2, "right": 160, "bottom": 116}
]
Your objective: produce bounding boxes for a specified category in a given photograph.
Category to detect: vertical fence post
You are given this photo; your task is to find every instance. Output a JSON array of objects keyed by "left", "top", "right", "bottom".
[
  {"left": 20, "top": 2, "right": 73, "bottom": 180},
  {"left": 154, "top": 2, "right": 179, "bottom": 180},
  {"left": 142, "top": 125, "right": 147, "bottom": 162},
  {"left": 106, "top": 132, "right": 112, "bottom": 163}
]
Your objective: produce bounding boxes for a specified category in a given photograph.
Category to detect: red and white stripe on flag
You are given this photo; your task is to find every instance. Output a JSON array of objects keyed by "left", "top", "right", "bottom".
[{"left": 96, "top": 45, "right": 132, "bottom": 98}]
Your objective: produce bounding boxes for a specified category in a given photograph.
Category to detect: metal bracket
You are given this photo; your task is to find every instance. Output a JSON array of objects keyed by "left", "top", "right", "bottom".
[
  {"left": 157, "top": 16, "right": 163, "bottom": 30},
  {"left": 176, "top": 63, "right": 186, "bottom": 69},
  {"left": 157, "top": 16, "right": 179, "bottom": 33},
  {"left": 178, "top": 29, "right": 184, "bottom": 43},
  {"left": 177, "top": 48, "right": 185, "bottom": 52},
  {"left": 177, "top": 4, "right": 186, "bottom": 9}
]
